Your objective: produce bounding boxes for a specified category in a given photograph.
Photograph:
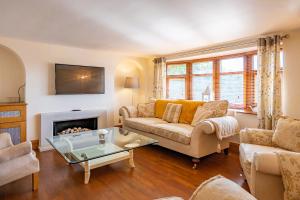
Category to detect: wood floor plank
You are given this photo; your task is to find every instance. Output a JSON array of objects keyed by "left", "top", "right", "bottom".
[{"left": 0, "top": 145, "right": 248, "bottom": 200}]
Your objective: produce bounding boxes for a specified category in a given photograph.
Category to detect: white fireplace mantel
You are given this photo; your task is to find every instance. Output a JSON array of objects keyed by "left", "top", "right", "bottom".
[{"left": 39, "top": 109, "right": 107, "bottom": 152}]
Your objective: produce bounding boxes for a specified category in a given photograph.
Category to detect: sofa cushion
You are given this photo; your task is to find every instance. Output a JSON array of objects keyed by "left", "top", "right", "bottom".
[
  {"left": 154, "top": 99, "right": 204, "bottom": 124},
  {"left": 272, "top": 117, "right": 300, "bottom": 152},
  {"left": 162, "top": 103, "right": 182, "bottom": 123},
  {"left": 202, "top": 100, "right": 229, "bottom": 118},
  {"left": 124, "top": 118, "right": 167, "bottom": 132},
  {"left": 137, "top": 102, "right": 155, "bottom": 117},
  {"left": 191, "top": 106, "right": 214, "bottom": 126},
  {"left": 152, "top": 123, "right": 193, "bottom": 145},
  {"left": 239, "top": 143, "right": 288, "bottom": 180}
]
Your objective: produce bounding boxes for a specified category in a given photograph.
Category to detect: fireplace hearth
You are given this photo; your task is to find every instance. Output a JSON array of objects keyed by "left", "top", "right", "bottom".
[{"left": 53, "top": 118, "right": 97, "bottom": 136}]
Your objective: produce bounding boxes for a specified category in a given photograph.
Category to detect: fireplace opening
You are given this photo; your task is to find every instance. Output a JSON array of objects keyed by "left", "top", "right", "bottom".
[{"left": 53, "top": 118, "right": 98, "bottom": 136}]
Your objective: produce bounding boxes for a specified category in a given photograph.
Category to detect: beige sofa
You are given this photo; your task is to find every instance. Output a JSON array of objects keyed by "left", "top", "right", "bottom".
[
  {"left": 239, "top": 128, "right": 286, "bottom": 200},
  {"left": 0, "top": 133, "right": 40, "bottom": 191},
  {"left": 119, "top": 102, "right": 239, "bottom": 167}
]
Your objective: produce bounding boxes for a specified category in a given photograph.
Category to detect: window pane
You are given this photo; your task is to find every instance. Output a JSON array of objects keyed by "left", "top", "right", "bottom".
[
  {"left": 192, "top": 61, "right": 213, "bottom": 74},
  {"left": 168, "top": 79, "right": 185, "bottom": 99},
  {"left": 220, "top": 57, "right": 244, "bottom": 72},
  {"left": 192, "top": 76, "right": 213, "bottom": 100},
  {"left": 167, "top": 64, "right": 186, "bottom": 75},
  {"left": 220, "top": 74, "right": 244, "bottom": 105},
  {"left": 253, "top": 55, "right": 257, "bottom": 70}
]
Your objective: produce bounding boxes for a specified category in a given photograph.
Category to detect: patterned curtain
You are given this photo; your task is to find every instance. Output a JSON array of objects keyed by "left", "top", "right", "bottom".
[
  {"left": 153, "top": 57, "right": 166, "bottom": 99},
  {"left": 257, "top": 35, "right": 282, "bottom": 129}
]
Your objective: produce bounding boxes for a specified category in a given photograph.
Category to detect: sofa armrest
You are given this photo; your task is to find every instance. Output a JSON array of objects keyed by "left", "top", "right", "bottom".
[
  {"left": 253, "top": 152, "right": 281, "bottom": 176},
  {"left": 197, "top": 116, "right": 239, "bottom": 136},
  {"left": 240, "top": 128, "right": 274, "bottom": 146},
  {"left": 119, "top": 106, "right": 138, "bottom": 119},
  {"left": 0, "top": 133, "right": 13, "bottom": 150},
  {"left": 0, "top": 141, "right": 32, "bottom": 163}
]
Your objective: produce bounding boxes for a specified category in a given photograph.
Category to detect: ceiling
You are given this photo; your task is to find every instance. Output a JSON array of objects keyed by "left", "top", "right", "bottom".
[{"left": 0, "top": 0, "right": 300, "bottom": 56}]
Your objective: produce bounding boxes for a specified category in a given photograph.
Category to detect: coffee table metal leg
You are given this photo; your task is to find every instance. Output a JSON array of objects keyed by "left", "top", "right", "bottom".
[
  {"left": 129, "top": 150, "right": 135, "bottom": 168},
  {"left": 84, "top": 161, "right": 90, "bottom": 184}
]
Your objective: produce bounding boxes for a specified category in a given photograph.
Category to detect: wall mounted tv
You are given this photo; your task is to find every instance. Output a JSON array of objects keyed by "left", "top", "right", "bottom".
[{"left": 55, "top": 64, "right": 105, "bottom": 94}]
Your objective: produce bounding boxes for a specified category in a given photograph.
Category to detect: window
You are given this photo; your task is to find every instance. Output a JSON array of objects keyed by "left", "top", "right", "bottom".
[
  {"left": 219, "top": 57, "right": 244, "bottom": 108},
  {"left": 192, "top": 61, "right": 213, "bottom": 101},
  {"left": 166, "top": 64, "right": 187, "bottom": 99}
]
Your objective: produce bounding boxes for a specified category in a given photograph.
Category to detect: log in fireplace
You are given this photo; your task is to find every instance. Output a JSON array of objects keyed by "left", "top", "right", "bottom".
[{"left": 53, "top": 118, "right": 98, "bottom": 136}]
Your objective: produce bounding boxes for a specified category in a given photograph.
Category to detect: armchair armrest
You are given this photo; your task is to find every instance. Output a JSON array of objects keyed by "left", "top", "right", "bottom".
[
  {"left": 240, "top": 128, "right": 274, "bottom": 146},
  {"left": 119, "top": 106, "right": 138, "bottom": 119},
  {"left": 253, "top": 152, "right": 281, "bottom": 176},
  {"left": 0, "top": 133, "right": 13, "bottom": 150},
  {"left": 0, "top": 141, "right": 32, "bottom": 163}
]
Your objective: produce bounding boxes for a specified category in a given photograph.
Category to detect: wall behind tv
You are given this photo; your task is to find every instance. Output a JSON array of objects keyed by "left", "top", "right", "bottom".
[{"left": 0, "top": 36, "right": 153, "bottom": 141}]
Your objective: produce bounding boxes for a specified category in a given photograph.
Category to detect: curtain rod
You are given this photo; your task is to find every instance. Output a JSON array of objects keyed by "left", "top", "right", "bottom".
[{"left": 163, "top": 34, "right": 289, "bottom": 60}]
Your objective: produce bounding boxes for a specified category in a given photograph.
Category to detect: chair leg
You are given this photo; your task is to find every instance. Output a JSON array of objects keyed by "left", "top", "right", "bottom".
[
  {"left": 224, "top": 148, "right": 229, "bottom": 155},
  {"left": 32, "top": 172, "right": 39, "bottom": 191},
  {"left": 192, "top": 158, "right": 200, "bottom": 169}
]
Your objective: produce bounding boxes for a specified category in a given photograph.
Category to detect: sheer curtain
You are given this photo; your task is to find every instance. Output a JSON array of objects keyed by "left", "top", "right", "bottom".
[
  {"left": 153, "top": 57, "right": 166, "bottom": 99},
  {"left": 257, "top": 35, "right": 282, "bottom": 129}
]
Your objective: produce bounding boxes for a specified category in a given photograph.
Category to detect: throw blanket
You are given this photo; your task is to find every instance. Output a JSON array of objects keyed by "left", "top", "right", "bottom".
[
  {"left": 204, "top": 116, "right": 239, "bottom": 141},
  {"left": 203, "top": 116, "right": 239, "bottom": 153}
]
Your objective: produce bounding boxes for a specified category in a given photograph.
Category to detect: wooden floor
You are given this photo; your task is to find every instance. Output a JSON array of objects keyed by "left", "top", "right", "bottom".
[{"left": 0, "top": 145, "right": 248, "bottom": 200}]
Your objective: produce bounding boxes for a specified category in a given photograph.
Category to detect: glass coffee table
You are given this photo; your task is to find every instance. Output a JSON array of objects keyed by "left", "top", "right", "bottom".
[{"left": 47, "top": 127, "right": 158, "bottom": 184}]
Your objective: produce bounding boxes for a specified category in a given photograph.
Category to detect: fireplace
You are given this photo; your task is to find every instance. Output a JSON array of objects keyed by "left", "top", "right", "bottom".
[{"left": 53, "top": 118, "right": 98, "bottom": 136}]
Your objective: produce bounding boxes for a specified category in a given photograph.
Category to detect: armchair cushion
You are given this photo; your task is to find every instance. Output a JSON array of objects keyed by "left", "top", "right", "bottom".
[
  {"left": 253, "top": 152, "right": 281, "bottom": 175},
  {"left": 240, "top": 128, "right": 274, "bottom": 146},
  {"left": 0, "top": 141, "right": 32, "bottom": 163},
  {"left": 272, "top": 117, "right": 300, "bottom": 152},
  {"left": 0, "top": 133, "right": 13, "bottom": 150},
  {"left": 277, "top": 151, "right": 300, "bottom": 200}
]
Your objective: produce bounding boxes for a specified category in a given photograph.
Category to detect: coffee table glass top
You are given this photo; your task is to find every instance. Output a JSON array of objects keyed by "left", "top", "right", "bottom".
[{"left": 46, "top": 127, "right": 158, "bottom": 164}]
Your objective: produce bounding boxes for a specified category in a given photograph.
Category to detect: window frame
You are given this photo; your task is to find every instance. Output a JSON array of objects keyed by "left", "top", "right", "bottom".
[{"left": 166, "top": 51, "right": 257, "bottom": 110}]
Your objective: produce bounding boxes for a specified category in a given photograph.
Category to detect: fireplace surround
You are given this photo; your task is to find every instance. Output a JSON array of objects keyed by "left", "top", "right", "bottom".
[
  {"left": 53, "top": 118, "right": 98, "bottom": 135},
  {"left": 40, "top": 109, "right": 107, "bottom": 151}
]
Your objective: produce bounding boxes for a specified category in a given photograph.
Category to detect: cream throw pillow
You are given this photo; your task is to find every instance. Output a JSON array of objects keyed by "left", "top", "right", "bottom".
[
  {"left": 272, "top": 117, "right": 300, "bottom": 152},
  {"left": 137, "top": 102, "right": 155, "bottom": 117},
  {"left": 191, "top": 106, "right": 214, "bottom": 126},
  {"left": 162, "top": 103, "right": 182, "bottom": 123},
  {"left": 277, "top": 152, "right": 300, "bottom": 200},
  {"left": 203, "top": 100, "right": 229, "bottom": 118}
]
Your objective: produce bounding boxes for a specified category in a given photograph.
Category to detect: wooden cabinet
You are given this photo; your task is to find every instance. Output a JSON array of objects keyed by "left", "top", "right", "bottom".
[{"left": 0, "top": 103, "right": 26, "bottom": 144}]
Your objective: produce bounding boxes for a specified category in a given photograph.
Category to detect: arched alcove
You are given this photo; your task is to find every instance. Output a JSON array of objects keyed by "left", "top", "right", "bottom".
[
  {"left": 0, "top": 45, "right": 26, "bottom": 103},
  {"left": 114, "top": 59, "right": 145, "bottom": 124}
]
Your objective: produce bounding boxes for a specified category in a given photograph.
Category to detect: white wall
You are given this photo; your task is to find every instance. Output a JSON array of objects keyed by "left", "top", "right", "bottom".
[
  {"left": 282, "top": 28, "right": 300, "bottom": 118},
  {"left": 0, "top": 36, "right": 152, "bottom": 141},
  {"left": 0, "top": 46, "right": 25, "bottom": 102}
]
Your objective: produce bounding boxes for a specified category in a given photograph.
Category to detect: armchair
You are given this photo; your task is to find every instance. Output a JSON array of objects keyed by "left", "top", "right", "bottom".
[
  {"left": 0, "top": 133, "right": 40, "bottom": 191},
  {"left": 239, "top": 128, "right": 287, "bottom": 200}
]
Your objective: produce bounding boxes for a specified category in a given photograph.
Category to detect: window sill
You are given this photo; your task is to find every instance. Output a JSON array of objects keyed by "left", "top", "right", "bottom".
[{"left": 229, "top": 109, "right": 257, "bottom": 115}]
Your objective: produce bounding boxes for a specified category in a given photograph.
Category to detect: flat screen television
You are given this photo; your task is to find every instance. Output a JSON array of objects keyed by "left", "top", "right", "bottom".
[{"left": 55, "top": 64, "right": 105, "bottom": 94}]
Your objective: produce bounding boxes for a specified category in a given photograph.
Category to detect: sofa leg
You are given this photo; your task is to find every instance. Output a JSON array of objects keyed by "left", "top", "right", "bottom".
[
  {"left": 32, "top": 172, "right": 39, "bottom": 191},
  {"left": 224, "top": 148, "right": 229, "bottom": 155},
  {"left": 192, "top": 158, "right": 200, "bottom": 169}
]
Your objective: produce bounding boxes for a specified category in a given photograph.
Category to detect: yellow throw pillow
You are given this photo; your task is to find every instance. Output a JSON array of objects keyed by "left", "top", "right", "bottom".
[
  {"left": 155, "top": 99, "right": 177, "bottom": 118},
  {"left": 177, "top": 100, "right": 205, "bottom": 124},
  {"left": 162, "top": 103, "right": 182, "bottom": 123}
]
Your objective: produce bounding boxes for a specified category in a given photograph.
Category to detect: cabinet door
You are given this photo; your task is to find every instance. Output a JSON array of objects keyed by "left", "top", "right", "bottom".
[
  {"left": 0, "top": 122, "right": 26, "bottom": 144},
  {"left": 0, "top": 105, "right": 26, "bottom": 123}
]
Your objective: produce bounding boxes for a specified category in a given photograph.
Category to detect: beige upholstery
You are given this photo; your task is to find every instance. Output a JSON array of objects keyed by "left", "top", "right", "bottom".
[
  {"left": 0, "top": 133, "right": 40, "bottom": 190},
  {"left": 120, "top": 106, "right": 238, "bottom": 159},
  {"left": 156, "top": 175, "right": 256, "bottom": 200},
  {"left": 239, "top": 128, "right": 288, "bottom": 200}
]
